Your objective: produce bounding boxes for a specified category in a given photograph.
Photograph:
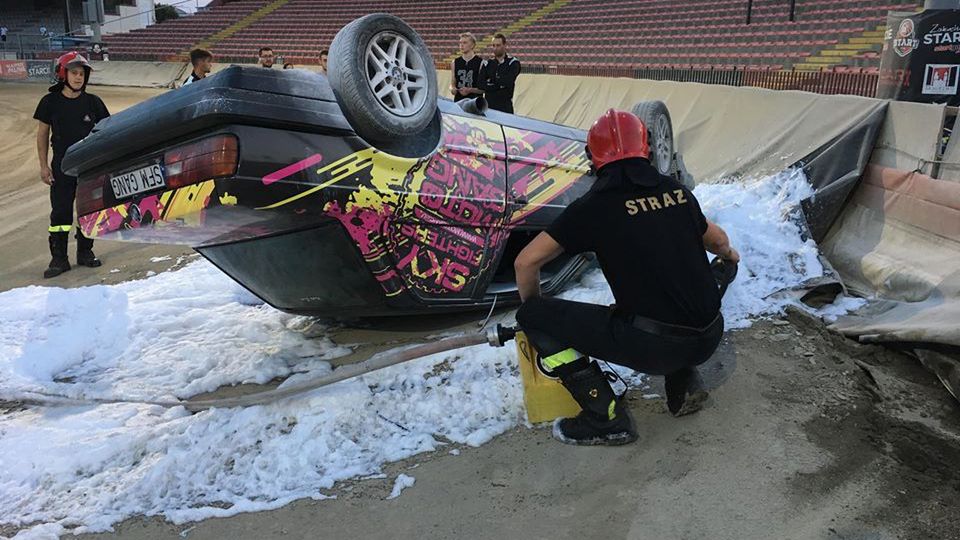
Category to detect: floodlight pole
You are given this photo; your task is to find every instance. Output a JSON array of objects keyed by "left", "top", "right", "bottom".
[
  {"left": 64, "top": 0, "right": 72, "bottom": 33},
  {"left": 746, "top": 0, "right": 753, "bottom": 25},
  {"left": 93, "top": 0, "right": 103, "bottom": 43},
  {"left": 789, "top": 0, "right": 797, "bottom": 22}
]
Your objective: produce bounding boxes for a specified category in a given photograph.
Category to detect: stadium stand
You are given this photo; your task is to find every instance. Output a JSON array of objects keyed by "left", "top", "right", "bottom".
[
  {"left": 209, "top": 0, "right": 548, "bottom": 64},
  {"left": 103, "top": 0, "right": 266, "bottom": 61},
  {"left": 0, "top": 2, "right": 83, "bottom": 40},
  {"left": 496, "top": 0, "right": 920, "bottom": 71},
  {"left": 99, "top": 0, "right": 920, "bottom": 73}
]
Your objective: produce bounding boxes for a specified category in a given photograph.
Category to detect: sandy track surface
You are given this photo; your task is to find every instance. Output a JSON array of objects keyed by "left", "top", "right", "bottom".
[{"left": 0, "top": 84, "right": 191, "bottom": 293}]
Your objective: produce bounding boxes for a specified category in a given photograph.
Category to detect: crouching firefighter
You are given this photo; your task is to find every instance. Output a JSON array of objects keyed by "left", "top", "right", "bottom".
[
  {"left": 34, "top": 52, "right": 110, "bottom": 278},
  {"left": 514, "top": 109, "right": 740, "bottom": 446}
]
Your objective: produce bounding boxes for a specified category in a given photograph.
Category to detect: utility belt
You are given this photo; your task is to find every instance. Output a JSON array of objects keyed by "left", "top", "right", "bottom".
[{"left": 616, "top": 309, "right": 723, "bottom": 339}]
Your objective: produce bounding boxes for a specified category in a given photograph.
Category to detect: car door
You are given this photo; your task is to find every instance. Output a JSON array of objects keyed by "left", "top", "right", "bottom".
[
  {"left": 384, "top": 113, "right": 509, "bottom": 301},
  {"left": 503, "top": 125, "right": 594, "bottom": 230}
]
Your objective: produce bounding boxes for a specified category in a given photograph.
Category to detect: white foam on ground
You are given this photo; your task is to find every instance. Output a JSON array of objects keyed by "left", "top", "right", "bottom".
[
  {"left": 385, "top": 474, "right": 416, "bottom": 500},
  {"left": 0, "top": 169, "right": 861, "bottom": 538}
]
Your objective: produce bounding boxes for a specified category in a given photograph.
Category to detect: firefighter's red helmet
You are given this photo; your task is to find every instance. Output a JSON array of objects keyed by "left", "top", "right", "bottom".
[
  {"left": 586, "top": 109, "right": 650, "bottom": 171},
  {"left": 55, "top": 51, "right": 93, "bottom": 82}
]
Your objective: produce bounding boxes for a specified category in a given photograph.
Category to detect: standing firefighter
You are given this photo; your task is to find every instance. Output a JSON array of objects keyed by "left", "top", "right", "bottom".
[
  {"left": 35, "top": 52, "right": 110, "bottom": 278},
  {"left": 514, "top": 109, "right": 739, "bottom": 446}
]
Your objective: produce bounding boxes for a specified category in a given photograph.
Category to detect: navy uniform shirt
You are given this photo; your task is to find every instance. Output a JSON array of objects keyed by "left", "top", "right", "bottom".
[
  {"left": 548, "top": 158, "right": 721, "bottom": 327},
  {"left": 34, "top": 90, "right": 110, "bottom": 167}
]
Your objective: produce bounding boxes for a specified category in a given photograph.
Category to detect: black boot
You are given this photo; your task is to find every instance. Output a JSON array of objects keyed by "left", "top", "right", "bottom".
[
  {"left": 553, "top": 361, "right": 638, "bottom": 446},
  {"left": 43, "top": 233, "right": 71, "bottom": 278},
  {"left": 664, "top": 366, "right": 709, "bottom": 417},
  {"left": 75, "top": 232, "right": 102, "bottom": 268}
]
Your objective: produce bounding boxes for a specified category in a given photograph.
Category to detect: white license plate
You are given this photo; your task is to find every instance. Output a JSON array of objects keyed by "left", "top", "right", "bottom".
[{"left": 110, "top": 162, "right": 165, "bottom": 199}]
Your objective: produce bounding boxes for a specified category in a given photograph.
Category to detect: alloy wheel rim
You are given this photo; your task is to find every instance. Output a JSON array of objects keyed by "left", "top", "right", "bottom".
[{"left": 364, "top": 31, "right": 428, "bottom": 117}]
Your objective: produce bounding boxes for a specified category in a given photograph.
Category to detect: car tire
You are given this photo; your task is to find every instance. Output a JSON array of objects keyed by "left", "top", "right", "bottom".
[
  {"left": 329, "top": 14, "right": 439, "bottom": 155},
  {"left": 631, "top": 100, "right": 676, "bottom": 177}
]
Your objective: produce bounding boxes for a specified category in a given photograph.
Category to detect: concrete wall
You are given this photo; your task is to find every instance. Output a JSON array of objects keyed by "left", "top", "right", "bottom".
[
  {"left": 89, "top": 60, "right": 186, "bottom": 87},
  {"left": 103, "top": 0, "right": 156, "bottom": 34}
]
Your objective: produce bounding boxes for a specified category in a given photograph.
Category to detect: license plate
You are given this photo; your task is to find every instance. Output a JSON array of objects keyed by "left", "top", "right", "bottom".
[{"left": 110, "top": 162, "right": 165, "bottom": 199}]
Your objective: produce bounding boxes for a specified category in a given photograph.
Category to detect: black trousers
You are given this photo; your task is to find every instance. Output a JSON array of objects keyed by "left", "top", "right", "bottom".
[
  {"left": 516, "top": 297, "right": 723, "bottom": 376},
  {"left": 49, "top": 159, "right": 78, "bottom": 232}
]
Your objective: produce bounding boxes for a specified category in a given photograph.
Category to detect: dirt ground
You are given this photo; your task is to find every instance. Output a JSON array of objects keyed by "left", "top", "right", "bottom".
[
  {"left": 0, "top": 83, "right": 191, "bottom": 294},
  {"left": 2, "top": 82, "right": 959, "bottom": 540}
]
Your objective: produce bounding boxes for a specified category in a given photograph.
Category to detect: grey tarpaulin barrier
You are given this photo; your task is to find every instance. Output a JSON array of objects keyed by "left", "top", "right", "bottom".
[{"left": 797, "top": 103, "right": 889, "bottom": 242}]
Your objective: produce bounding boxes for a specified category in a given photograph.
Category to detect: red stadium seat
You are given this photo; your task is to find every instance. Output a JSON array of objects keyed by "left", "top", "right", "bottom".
[{"left": 102, "top": 0, "right": 917, "bottom": 78}]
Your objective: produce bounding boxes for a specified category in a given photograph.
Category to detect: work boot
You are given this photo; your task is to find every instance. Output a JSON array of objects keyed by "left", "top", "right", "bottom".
[
  {"left": 75, "top": 232, "right": 102, "bottom": 268},
  {"left": 664, "top": 366, "right": 709, "bottom": 417},
  {"left": 553, "top": 361, "right": 638, "bottom": 446},
  {"left": 43, "top": 233, "right": 71, "bottom": 279}
]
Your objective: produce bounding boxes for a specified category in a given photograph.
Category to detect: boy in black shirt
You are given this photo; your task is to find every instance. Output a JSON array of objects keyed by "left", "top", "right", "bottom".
[
  {"left": 450, "top": 32, "right": 483, "bottom": 102},
  {"left": 182, "top": 48, "right": 213, "bottom": 86},
  {"left": 34, "top": 52, "right": 110, "bottom": 278},
  {"left": 514, "top": 109, "right": 739, "bottom": 446},
  {"left": 479, "top": 34, "right": 520, "bottom": 113}
]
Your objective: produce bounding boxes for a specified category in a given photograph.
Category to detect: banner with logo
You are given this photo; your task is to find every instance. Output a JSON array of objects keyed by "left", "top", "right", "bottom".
[
  {"left": 0, "top": 60, "right": 28, "bottom": 80},
  {"left": 877, "top": 10, "right": 960, "bottom": 104},
  {"left": 26, "top": 60, "right": 53, "bottom": 81}
]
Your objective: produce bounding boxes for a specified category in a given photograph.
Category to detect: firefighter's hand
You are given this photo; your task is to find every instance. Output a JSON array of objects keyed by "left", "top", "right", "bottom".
[
  {"left": 723, "top": 247, "right": 740, "bottom": 264},
  {"left": 40, "top": 165, "right": 53, "bottom": 185}
]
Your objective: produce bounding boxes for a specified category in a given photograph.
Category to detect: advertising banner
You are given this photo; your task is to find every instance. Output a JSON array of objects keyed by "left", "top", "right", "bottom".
[
  {"left": 878, "top": 10, "right": 960, "bottom": 104},
  {"left": 26, "top": 60, "right": 53, "bottom": 81},
  {"left": 0, "top": 60, "right": 28, "bottom": 80}
]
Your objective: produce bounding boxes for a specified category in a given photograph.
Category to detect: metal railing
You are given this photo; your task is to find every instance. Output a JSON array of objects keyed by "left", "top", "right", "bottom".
[{"left": 450, "top": 62, "right": 880, "bottom": 98}]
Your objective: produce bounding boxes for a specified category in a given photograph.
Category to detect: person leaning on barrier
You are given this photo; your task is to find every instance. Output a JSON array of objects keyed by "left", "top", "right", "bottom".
[
  {"left": 182, "top": 48, "right": 213, "bottom": 86},
  {"left": 479, "top": 33, "right": 520, "bottom": 114},
  {"left": 513, "top": 109, "right": 739, "bottom": 446},
  {"left": 34, "top": 52, "right": 110, "bottom": 278}
]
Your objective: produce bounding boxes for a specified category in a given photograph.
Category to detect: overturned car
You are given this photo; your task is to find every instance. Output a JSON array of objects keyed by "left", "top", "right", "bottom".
[{"left": 64, "top": 14, "right": 689, "bottom": 317}]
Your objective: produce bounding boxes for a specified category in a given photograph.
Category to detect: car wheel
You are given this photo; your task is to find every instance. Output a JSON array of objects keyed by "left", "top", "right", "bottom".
[
  {"left": 631, "top": 100, "right": 676, "bottom": 177},
  {"left": 329, "top": 14, "right": 439, "bottom": 155}
]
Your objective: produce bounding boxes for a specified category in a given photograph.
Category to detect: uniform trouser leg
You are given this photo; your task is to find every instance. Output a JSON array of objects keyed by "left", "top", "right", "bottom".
[
  {"left": 49, "top": 165, "right": 77, "bottom": 238},
  {"left": 50, "top": 164, "right": 100, "bottom": 267},
  {"left": 43, "top": 167, "right": 76, "bottom": 278},
  {"left": 516, "top": 297, "right": 723, "bottom": 375},
  {"left": 517, "top": 297, "right": 723, "bottom": 431},
  {"left": 516, "top": 297, "right": 644, "bottom": 444}
]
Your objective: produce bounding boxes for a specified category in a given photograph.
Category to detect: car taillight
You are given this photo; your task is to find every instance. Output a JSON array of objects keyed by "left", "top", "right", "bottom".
[
  {"left": 75, "top": 135, "right": 239, "bottom": 217},
  {"left": 77, "top": 174, "right": 107, "bottom": 216},
  {"left": 164, "top": 134, "right": 239, "bottom": 189}
]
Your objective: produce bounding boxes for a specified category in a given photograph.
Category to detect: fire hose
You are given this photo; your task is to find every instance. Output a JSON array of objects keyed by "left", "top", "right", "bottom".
[{"left": 5, "top": 325, "right": 519, "bottom": 413}]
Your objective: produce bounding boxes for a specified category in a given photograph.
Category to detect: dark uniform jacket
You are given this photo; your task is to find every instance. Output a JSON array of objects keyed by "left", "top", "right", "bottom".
[
  {"left": 480, "top": 55, "right": 520, "bottom": 113},
  {"left": 547, "top": 158, "right": 721, "bottom": 327}
]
